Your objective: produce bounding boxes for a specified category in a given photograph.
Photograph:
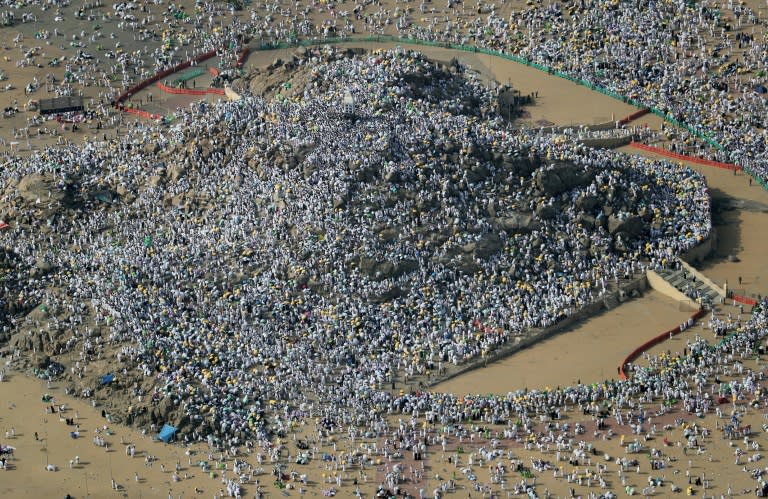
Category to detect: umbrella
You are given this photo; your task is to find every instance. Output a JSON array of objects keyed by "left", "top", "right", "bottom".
[{"left": 755, "top": 85, "right": 767, "bottom": 94}]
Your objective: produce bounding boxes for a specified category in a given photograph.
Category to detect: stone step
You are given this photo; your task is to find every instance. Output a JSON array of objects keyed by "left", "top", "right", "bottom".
[
  {"left": 669, "top": 277, "right": 686, "bottom": 288},
  {"left": 663, "top": 269, "right": 681, "bottom": 279},
  {"left": 705, "top": 291, "right": 720, "bottom": 301},
  {"left": 656, "top": 268, "right": 673, "bottom": 278},
  {"left": 656, "top": 265, "right": 723, "bottom": 309},
  {"left": 603, "top": 295, "right": 620, "bottom": 310}
]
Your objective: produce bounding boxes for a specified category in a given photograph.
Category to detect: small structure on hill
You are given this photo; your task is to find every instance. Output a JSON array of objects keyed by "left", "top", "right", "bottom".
[
  {"left": 342, "top": 89, "right": 355, "bottom": 117},
  {"left": 38, "top": 96, "right": 84, "bottom": 116},
  {"left": 496, "top": 85, "right": 533, "bottom": 120},
  {"left": 157, "top": 424, "right": 177, "bottom": 443}
]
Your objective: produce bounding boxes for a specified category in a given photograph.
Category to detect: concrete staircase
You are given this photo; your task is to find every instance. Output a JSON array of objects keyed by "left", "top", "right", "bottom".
[{"left": 654, "top": 267, "right": 722, "bottom": 308}]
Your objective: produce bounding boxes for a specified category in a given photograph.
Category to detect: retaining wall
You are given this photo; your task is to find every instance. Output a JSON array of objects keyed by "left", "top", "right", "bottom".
[
  {"left": 578, "top": 135, "right": 634, "bottom": 149},
  {"left": 429, "top": 274, "right": 648, "bottom": 387},
  {"left": 679, "top": 229, "right": 717, "bottom": 265}
]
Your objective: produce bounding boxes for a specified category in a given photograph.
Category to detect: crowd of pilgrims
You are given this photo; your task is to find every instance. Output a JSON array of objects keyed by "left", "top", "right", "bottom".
[
  {"left": 0, "top": 47, "right": 714, "bottom": 446},
  {"left": 400, "top": 0, "right": 768, "bottom": 184}
]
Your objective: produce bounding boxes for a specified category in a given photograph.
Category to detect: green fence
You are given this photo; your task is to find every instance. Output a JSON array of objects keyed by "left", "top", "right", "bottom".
[
  {"left": 745, "top": 165, "right": 768, "bottom": 189},
  {"left": 173, "top": 67, "right": 205, "bottom": 85}
]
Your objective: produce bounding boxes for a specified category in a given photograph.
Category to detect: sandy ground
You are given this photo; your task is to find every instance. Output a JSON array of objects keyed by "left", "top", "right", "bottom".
[
  {"left": 0, "top": 2, "right": 766, "bottom": 499},
  {"left": 2, "top": 348, "right": 767, "bottom": 499},
  {"left": 433, "top": 290, "right": 696, "bottom": 395},
  {"left": 0, "top": 72, "right": 759, "bottom": 497},
  {"left": 0, "top": 26, "right": 650, "bottom": 158},
  {"left": 617, "top": 146, "right": 768, "bottom": 299}
]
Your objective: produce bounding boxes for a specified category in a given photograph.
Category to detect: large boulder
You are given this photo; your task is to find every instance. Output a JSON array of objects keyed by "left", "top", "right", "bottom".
[
  {"left": 355, "top": 257, "right": 418, "bottom": 281},
  {"left": 576, "top": 213, "right": 596, "bottom": 229},
  {"left": 576, "top": 194, "right": 599, "bottom": 212},
  {"left": 463, "top": 233, "right": 504, "bottom": 259},
  {"left": 491, "top": 212, "right": 537, "bottom": 233},
  {"left": 607, "top": 214, "right": 646, "bottom": 237},
  {"left": 535, "top": 164, "right": 595, "bottom": 197},
  {"left": 465, "top": 163, "right": 490, "bottom": 183},
  {"left": 16, "top": 174, "right": 69, "bottom": 205},
  {"left": 499, "top": 154, "right": 541, "bottom": 178},
  {"left": 168, "top": 161, "right": 187, "bottom": 182},
  {"left": 535, "top": 204, "right": 558, "bottom": 220}
]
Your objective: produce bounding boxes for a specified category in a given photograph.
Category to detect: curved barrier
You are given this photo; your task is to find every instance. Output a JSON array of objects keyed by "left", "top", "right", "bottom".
[
  {"left": 618, "top": 108, "right": 650, "bottom": 126},
  {"left": 235, "top": 47, "right": 250, "bottom": 68},
  {"left": 628, "top": 142, "right": 740, "bottom": 171},
  {"left": 104, "top": 35, "right": 765, "bottom": 191},
  {"left": 733, "top": 294, "right": 758, "bottom": 306},
  {"left": 155, "top": 82, "right": 225, "bottom": 96},
  {"left": 123, "top": 107, "right": 162, "bottom": 120},
  {"left": 249, "top": 36, "right": 768, "bottom": 186},
  {"left": 253, "top": 36, "right": 724, "bottom": 148},
  {"left": 618, "top": 307, "right": 707, "bottom": 380},
  {"left": 114, "top": 45, "right": 251, "bottom": 118},
  {"left": 113, "top": 49, "right": 219, "bottom": 108}
]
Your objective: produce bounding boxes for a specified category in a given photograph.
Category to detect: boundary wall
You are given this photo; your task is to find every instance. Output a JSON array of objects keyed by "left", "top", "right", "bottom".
[
  {"left": 617, "top": 307, "right": 706, "bottom": 380},
  {"left": 429, "top": 274, "right": 648, "bottom": 387},
  {"left": 155, "top": 82, "right": 225, "bottom": 96},
  {"left": 733, "top": 295, "right": 758, "bottom": 306},
  {"left": 113, "top": 46, "right": 249, "bottom": 113},
  {"left": 678, "top": 259, "right": 725, "bottom": 296},
  {"left": 628, "top": 142, "right": 741, "bottom": 171}
]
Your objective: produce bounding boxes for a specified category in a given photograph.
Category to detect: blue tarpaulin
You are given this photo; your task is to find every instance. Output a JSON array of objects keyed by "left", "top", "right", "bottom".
[
  {"left": 157, "top": 424, "right": 177, "bottom": 443},
  {"left": 99, "top": 373, "right": 114, "bottom": 385}
]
